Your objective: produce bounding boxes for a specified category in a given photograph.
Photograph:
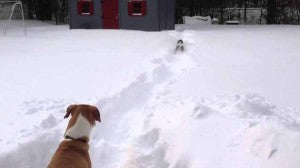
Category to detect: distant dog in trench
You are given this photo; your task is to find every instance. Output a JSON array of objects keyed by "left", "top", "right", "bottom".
[
  {"left": 175, "top": 39, "right": 184, "bottom": 53},
  {"left": 47, "top": 104, "right": 101, "bottom": 168}
]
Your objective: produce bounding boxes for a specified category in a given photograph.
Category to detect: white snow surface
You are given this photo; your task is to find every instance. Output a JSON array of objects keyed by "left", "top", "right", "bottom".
[{"left": 0, "top": 21, "right": 300, "bottom": 168}]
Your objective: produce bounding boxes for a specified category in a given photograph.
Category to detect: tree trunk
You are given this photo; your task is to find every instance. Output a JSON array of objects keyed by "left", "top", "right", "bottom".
[
  {"left": 220, "top": 0, "right": 225, "bottom": 24},
  {"left": 267, "top": 0, "right": 276, "bottom": 24},
  {"left": 220, "top": 7, "right": 224, "bottom": 24},
  {"left": 244, "top": 0, "right": 247, "bottom": 24},
  {"left": 189, "top": 0, "right": 195, "bottom": 16},
  {"left": 260, "top": 8, "right": 263, "bottom": 24},
  {"left": 297, "top": 8, "right": 300, "bottom": 24}
]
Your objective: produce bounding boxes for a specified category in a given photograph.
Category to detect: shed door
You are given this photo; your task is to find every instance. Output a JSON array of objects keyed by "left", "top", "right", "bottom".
[{"left": 102, "top": 0, "right": 119, "bottom": 29}]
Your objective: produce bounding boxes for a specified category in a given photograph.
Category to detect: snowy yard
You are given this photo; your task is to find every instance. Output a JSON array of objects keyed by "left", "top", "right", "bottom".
[{"left": 0, "top": 21, "right": 300, "bottom": 168}]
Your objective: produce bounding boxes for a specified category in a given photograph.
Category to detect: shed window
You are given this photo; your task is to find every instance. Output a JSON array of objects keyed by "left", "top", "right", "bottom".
[
  {"left": 78, "top": 0, "right": 94, "bottom": 16},
  {"left": 128, "top": 0, "right": 146, "bottom": 16},
  {"left": 133, "top": 3, "right": 142, "bottom": 14}
]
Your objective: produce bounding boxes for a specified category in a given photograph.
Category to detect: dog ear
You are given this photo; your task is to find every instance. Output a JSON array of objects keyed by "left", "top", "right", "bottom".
[
  {"left": 64, "top": 105, "right": 77, "bottom": 119},
  {"left": 92, "top": 106, "right": 101, "bottom": 122}
]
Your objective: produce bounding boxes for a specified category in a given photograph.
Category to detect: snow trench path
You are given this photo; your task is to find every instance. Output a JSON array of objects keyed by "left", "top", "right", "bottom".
[{"left": 90, "top": 31, "right": 200, "bottom": 167}]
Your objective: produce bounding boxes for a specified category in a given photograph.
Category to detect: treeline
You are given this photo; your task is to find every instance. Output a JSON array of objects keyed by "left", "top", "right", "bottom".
[
  {"left": 19, "top": 0, "right": 300, "bottom": 25},
  {"left": 21, "top": 0, "right": 68, "bottom": 24},
  {"left": 176, "top": 0, "right": 300, "bottom": 24}
]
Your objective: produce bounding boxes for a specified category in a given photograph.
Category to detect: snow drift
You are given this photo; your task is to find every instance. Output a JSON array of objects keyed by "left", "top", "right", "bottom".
[{"left": 0, "top": 21, "right": 300, "bottom": 168}]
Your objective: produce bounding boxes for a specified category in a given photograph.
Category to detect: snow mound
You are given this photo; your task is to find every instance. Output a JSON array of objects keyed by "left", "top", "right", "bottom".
[
  {"left": 184, "top": 16, "right": 212, "bottom": 25},
  {"left": 1, "top": 21, "right": 300, "bottom": 168},
  {"left": 1, "top": 94, "right": 299, "bottom": 168}
]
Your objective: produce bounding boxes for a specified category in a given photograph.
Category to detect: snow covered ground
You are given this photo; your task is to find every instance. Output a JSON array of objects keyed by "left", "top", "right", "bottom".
[{"left": 0, "top": 20, "right": 300, "bottom": 168}]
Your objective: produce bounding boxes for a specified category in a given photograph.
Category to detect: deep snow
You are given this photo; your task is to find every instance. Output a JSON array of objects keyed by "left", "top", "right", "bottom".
[{"left": 0, "top": 20, "right": 300, "bottom": 168}]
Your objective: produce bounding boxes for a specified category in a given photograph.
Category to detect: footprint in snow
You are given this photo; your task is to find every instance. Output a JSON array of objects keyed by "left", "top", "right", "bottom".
[
  {"left": 136, "top": 128, "right": 160, "bottom": 149},
  {"left": 191, "top": 104, "right": 215, "bottom": 119}
]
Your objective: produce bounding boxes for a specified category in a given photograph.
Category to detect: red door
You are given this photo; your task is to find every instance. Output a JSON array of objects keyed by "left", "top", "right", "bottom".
[{"left": 102, "top": 0, "right": 119, "bottom": 29}]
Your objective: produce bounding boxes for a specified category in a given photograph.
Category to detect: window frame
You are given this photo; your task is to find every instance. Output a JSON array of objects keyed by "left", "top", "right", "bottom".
[
  {"left": 77, "top": 0, "right": 94, "bottom": 16},
  {"left": 128, "top": 0, "right": 146, "bottom": 16}
]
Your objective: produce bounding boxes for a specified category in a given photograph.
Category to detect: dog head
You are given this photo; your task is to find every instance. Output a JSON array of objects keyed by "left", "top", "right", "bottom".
[
  {"left": 177, "top": 39, "right": 184, "bottom": 44},
  {"left": 64, "top": 104, "right": 101, "bottom": 141}
]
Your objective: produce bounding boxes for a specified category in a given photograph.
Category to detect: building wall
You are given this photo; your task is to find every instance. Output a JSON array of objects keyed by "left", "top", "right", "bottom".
[
  {"left": 159, "top": 0, "right": 167, "bottom": 30},
  {"left": 159, "top": 0, "right": 175, "bottom": 30},
  {"left": 69, "top": 0, "right": 102, "bottom": 29},
  {"left": 166, "top": 0, "right": 175, "bottom": 30},
  {"left": 69, "top": 0, "right": 175, "bottom": 31},
  {"left": 119, "top": 0, "right": 160, "bottom": 31},
  {"left": 120, "top": 0, "right": 175, "bottom": 31}
]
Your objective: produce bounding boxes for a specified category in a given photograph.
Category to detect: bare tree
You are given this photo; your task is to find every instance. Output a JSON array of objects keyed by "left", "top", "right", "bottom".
[
  {"left": 244, "top": 0, "right": 248, "bottom": 23},
  {"left": 267, "top": 0, "right": 277, "bottom": 24}
]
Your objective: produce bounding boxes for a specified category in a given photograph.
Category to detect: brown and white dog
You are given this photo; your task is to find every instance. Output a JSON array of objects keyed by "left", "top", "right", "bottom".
[{"left": 47, "top": 104, "right": 101, "bottom": 168}]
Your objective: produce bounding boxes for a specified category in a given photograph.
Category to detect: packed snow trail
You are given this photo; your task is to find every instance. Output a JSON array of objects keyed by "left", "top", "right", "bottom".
[{"left": 89, "top": 31, "right": 200, "bottom": 167}]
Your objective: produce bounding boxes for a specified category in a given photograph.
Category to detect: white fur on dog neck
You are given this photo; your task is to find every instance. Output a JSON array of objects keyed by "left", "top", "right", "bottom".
[{"left": 65, "top": 113, "right": 92, "bottom": 140}]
